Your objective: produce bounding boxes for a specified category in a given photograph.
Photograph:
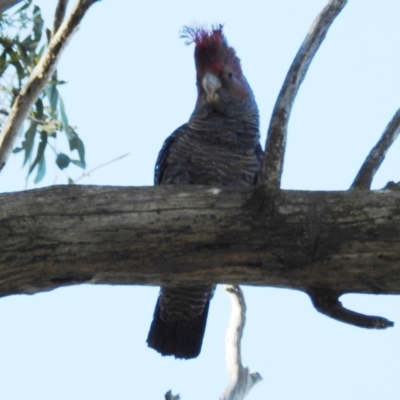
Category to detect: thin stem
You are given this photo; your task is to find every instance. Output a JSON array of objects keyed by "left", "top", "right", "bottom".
[
  {"left": 261, "top": 0, "right": 348, "bottom": 189},
  {"left": 72, "top": 152, "right": 130, "bottom": 183}
]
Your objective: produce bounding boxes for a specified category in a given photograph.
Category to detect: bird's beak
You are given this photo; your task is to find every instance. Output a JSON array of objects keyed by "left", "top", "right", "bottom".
[{"left": 202, "top": 72, "right": 221, "bottom": 104}]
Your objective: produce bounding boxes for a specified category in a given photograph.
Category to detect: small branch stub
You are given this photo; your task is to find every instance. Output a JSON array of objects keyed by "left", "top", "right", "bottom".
[{"left": 308, "top": 289, "right": 394, "bottom": 329}]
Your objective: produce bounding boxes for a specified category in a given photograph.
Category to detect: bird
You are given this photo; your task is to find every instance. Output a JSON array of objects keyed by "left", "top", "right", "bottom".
[{"left": 147, "top": 24, "right": 263, "bottom": 359}]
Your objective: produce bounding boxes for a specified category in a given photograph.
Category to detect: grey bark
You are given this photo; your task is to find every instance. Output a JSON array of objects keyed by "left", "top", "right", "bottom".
[
  {"left": 1, "top": 184, "right": 400, "bottom": 299},
  {"left": 0, "top": 0, "right": 21, "bottom": 14},
  {"left": 262, "top": 0, "right": 347, "bottom": 189}
]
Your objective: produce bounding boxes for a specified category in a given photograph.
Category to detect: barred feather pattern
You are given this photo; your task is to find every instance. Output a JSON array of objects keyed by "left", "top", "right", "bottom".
[
  {"left": 159, "top": 285, "right": 215, "bottom": 324},
  {"left": 147, "top": 116, "right": 262, "bottom": 359},
  {"left": 146, "top": 25, "right": 263, "bottom": 359}
]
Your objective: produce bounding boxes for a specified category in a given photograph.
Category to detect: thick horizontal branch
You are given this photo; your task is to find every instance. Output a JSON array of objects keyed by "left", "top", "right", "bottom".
[{"left": 1, "top": 185, "right": 400, "bottom": 299}]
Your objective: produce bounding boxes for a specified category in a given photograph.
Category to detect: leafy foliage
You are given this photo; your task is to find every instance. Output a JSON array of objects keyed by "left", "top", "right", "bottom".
[{"left": 0, "top": 0, "right": 86, "bottom": 184}]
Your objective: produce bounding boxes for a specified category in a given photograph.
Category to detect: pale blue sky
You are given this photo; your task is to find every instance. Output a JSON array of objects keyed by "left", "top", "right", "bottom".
[{"left": 1, "top": 1, "right": 400, "bottom": 399}]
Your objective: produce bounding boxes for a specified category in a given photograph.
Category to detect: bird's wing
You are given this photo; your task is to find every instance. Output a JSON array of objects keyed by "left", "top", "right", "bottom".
[{"left": 154, "top": 124, "right": 188, "bottom": 185}]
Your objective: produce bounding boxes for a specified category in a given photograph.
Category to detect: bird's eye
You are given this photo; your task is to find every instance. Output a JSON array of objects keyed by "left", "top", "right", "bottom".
[{"left": 228, "top": 72, "right": 233, "bottom": 79}]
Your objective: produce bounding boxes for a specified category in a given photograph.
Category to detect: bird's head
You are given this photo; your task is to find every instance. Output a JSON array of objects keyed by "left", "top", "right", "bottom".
[{"left": 181, "top": 25, "right": 255, "bottom": 117}]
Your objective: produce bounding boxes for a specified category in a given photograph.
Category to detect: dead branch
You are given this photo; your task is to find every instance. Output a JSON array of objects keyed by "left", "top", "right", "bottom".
[
  {"left": 1, "top": 185, "right": 400, "bottom": 329},
  {"left": 0, "top": 0, "right": 98, "bottom": 173},
  {"left": 308, "top": 288, "right": 394, "bottom": 328},
  {"left": 261, "top": 0, "right": 348, "bottom": 189},
  {"left": 220, "top": 286, "right": 262, "bottom": 400},
  {"left": 351, "top": 108, "right": 400, "bottom": 190},
  {"left": 0, "top": 0, "right": 21, "bottom": 13}
]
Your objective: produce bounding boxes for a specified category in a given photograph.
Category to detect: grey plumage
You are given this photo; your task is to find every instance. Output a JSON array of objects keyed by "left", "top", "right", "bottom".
[{"left": 146, "top": 25, "right": 263, "bottom": 359}]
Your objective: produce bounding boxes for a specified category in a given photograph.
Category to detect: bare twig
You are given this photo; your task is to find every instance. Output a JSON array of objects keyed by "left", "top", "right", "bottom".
[
  {"left": 351, "top": 108, "right": 400, "bottom": 190},
  {"left": 0, "top": 0, "right": 98, "bottom": 173},
  {"left": 52, "top": 0, "right": 69, "bottom": 38},
  {"left": 220, "top": 286, "right": 262, "bottom": 400},
  {"left": 261, "top": 0, "right": 348, "bottom": 189},
  {"left": 72, "top": 152, "right": 130, "bottom": 183},
  {"left": 165, "top": 390, "right": 180, "bottom": 400},
  {"left": 308, "top": 288, "right": 394, "bottom": 329}
]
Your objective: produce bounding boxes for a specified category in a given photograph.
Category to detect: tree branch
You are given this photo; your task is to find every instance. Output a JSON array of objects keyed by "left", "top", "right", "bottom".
[
  {"left": 220, "top": 285, "right": 262, "bottom": 400},
  {"left": 0, "top": 0, "right": 98, "bottom": 173},
  {"left": 351, "top": 108, "right": 400, "bottom": 190},
  {"left": 1, "top": 185, "right": 400, "bottom": 329},
  {"left": 261, "top": 0, "right": 348, "bottom": 189},
  {"left": 0, "top": 0, "right": 21, "bottom": 14},
  {"left": 52, "top": 0, "right": 70, "bottom": 37},
  {"left": 308, "top": 288, "right": 394, "bottom": 329}
]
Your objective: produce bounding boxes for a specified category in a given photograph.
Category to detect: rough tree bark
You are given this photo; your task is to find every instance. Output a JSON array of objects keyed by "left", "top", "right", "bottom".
[
  {"left": 1, "top": 184, "right": 400, "bottom": 300},
  {"left": 0, "top": 0, "right": 21, "bottom": 13}
]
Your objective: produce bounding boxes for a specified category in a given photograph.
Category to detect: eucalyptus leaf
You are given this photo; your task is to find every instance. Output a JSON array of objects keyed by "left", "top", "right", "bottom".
[
  {"left": 70, "top": 159, "right": 85, "bottom": 169},
  {"left": 21, "top": 121, "right": 37, "bottom": 166},
  {"left": 34, "top": 154, "right": 46, "bottom": 183},
  {"left": 28, "top": 131, "right": 47, "bottom": 177}
]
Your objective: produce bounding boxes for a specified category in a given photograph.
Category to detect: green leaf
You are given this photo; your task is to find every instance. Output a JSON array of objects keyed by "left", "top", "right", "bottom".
[
  {"left": 45, "top": 28, "right": 51, "bottom": 44},
  {"left": 21, "top": 121, "right": 37, "bottom": 166},
  {"left": 34, "top": 154, "right": 46, "bottom": 183},
  {"left": 45, "top": 84, "right": 58, "bottom": 117},
  {"left": 10, "top": 59, "right": 25, "bottom": 85},
  {"left": 28, "top": 131, "right": 47, "bottom": 177},
  {"left": 56, "top": 153, "right": 70, "bottom": 170},
  {"left": 13, "top": 147, "right": 23, "bottom": 154},
  {"left": 35, "top": 97, "right": 43, "bottom": 119},
  {"left": 0, "top": 50, "right": 8, "bottom": 76},
  {"left": 32, "top": 6, "right": 43, "bottom": 46},
  {"left": 58, "top": 95, "right": 68, "bottom": 128},
  {"left": 70, "top": 159, "right": 85, "bottom": 169},
  {"left": 76, "top": 137, "right": 86, "bottom": 167}
]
